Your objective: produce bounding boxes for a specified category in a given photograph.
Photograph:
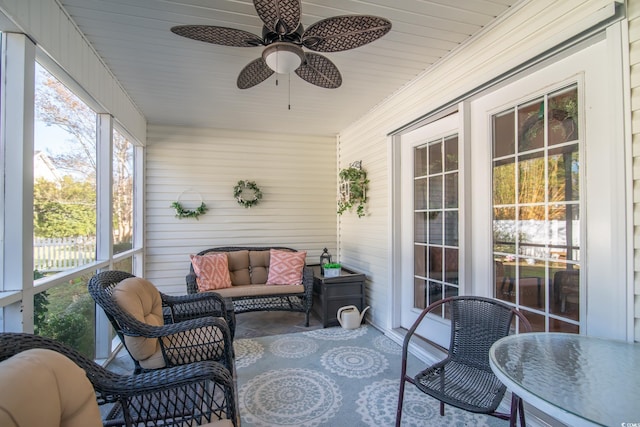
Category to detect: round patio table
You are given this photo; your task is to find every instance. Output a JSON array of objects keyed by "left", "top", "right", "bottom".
[{"left": 489, "top": 332, "right": 640, "bottom": 427}]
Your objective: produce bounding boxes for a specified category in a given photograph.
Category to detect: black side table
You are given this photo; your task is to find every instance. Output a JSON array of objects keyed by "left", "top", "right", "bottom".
[{"left": 311, "top": 264, "right": 366, "bottom": 328}]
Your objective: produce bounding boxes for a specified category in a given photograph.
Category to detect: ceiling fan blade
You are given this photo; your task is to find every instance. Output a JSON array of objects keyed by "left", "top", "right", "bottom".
[
  {"left": 295, "top": 53, "right": 342, "bottom": 89},
  {"left": 253, "top": 0, "right": 301, "bottom": 36},
  {"left": 237, "top": 58, "right": 275, "bottom": 89},
  {"left": 302, "top": 15, "right": 392, "bottom": 52},
  {"left": 171, "top": 25, "right": 263, "bottom": 47}
]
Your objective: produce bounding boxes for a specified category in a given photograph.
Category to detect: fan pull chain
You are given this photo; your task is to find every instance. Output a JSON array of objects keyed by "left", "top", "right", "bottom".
[{"left": 288, "top": 73, "right": 291, "bottom": 110}]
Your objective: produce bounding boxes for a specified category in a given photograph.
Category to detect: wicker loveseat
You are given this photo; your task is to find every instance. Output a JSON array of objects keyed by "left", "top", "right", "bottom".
[{"left": 186, "top": 246, "right": 314, "bottom": 326}]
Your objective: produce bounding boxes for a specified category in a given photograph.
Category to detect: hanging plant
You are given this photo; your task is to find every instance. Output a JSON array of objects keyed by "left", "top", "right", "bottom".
[
  {"left": 337, "top": 161, "right": 369, "bottom": 218},
  {"left": 234, "top": 180, "right": 263, "bottom": 208},
  {"left": 171, "top": 191, "right": 208, "bottom": 219}
]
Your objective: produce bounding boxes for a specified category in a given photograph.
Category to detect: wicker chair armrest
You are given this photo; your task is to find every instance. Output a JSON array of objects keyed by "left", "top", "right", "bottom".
[
  {"left": 129, "top": 316, "right": 227, "bottom": 337},
  {"left": 97, "top": 360, "right": 233, "bottom": 398},
  {"left": 93, "top": 360, "right": 238, "bottom": 426},
  {"left": 156, "top": 317, "right": 234, "bottom": 371},
  {"left": 162, "top": 291, "right": 236, "bottom": 339}
]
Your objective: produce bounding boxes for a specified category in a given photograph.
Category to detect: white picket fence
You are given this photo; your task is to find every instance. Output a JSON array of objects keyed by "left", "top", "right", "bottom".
[{"left": 33, "top": 236, "right": 96, "bottom": 273}]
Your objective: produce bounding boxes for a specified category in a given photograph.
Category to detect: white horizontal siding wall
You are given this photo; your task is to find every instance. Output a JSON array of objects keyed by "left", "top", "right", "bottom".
[
  {"left": 145, "top": 125, "right": 337, "bottom": 294},
  {"left": 0, "top": 0, "right": 145, "bottom": 142},
  {"left": 629, "top": 0, "right": 640, "bottom": 341},
  {"left": 337, "top": 0, "right": 618, "bottom": 331}
]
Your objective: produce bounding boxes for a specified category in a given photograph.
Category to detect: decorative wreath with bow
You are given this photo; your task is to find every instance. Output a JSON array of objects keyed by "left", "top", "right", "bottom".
[
  {"left": 234, "top": 180, "right": 263, "bottom": 208},
  {"left": 171, "top": 191, "right": 207, "bottom": 219}
]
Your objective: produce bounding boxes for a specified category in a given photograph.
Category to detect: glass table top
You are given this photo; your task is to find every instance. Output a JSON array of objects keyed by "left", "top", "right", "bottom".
[{"left": 490, "top": 332, "right": 640, "bottom": 427}]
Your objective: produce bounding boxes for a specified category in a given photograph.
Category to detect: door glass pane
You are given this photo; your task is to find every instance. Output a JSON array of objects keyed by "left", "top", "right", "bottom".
[
  {"left": 413, "top": 134, "right": 460, "bottom": 310},
  {"left": 548, "top": 86, "right": 579, "bottom": 145},
  {"left": 414, "top": 245, "right": 427, "bottom": 277},
  {"left": 444, "top": 211, "right": 458, "bottom": 246},
  {"left": 428, "top": 142, "right": 442, "bottom": 174},
  {"left": 494, "top": 207, "right": 516, "bottom": 255},
  {"left": 492, "top": 83, "right": 580, "bottom": 333},
  {"left": 415, "top": 146, "right": 428, "bottom": 177},
  {"left": 444, "top": 136, "right": 458, "bottom": 171},
  {"left": 518, "top": 98, "right": 545, "bottom": 152},
  {"left": 548, "top": 204, "right": 580, "bottom": 262},
  {"left": 414, "top": 212, "right": 427, "bottom": 243},
  {"left": 493, "top": 110, "right": 515, "bottom": 158},
  {"left": 428, "top": 212, "right": 442, "bottom": 245},
  {"left": 493, "top": 158, "right": 515, "bottom": 205},
  {"left": 444, "top": 173, "right": 458, "bottom": 208},
  {"left": 414, "top": 178, "right": 428, "bottom": 210},
  {"left": 518, "top": 151, "right": 545, "bottom": 204},
  {"left": 548, "top": 144, "right": 579, "bottom": 202},
  {"left": 428, "top": 175, "right": 442, "bottom": 209}
]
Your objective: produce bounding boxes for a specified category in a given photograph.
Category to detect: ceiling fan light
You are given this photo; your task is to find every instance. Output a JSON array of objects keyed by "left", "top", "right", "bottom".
[{"left": 262, "top": 42, "right": 304, "bottom": 74}]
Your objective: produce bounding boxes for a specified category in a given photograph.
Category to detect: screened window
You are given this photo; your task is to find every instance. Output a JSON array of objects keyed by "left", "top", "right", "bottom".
[
  {"left": 112, "top": 128, "right": 134, "bottom": 255},
  {"left": 33, "top": 63, "right": 98, "bottom": 357}
]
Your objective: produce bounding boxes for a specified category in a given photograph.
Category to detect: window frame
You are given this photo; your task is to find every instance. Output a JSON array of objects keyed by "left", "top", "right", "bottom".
[{"left": 0, "top": 38, "right": 145, "bottom": 361}]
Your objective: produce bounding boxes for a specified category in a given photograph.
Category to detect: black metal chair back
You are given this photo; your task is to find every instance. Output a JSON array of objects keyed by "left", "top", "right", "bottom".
[{"left": 396, "top": 296, "right": 531, "bottom": 427}]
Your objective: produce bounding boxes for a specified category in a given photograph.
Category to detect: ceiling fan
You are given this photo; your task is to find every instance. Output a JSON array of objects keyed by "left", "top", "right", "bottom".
[{"left": 171, "top": 0, "right": 392, "bottom": 89}]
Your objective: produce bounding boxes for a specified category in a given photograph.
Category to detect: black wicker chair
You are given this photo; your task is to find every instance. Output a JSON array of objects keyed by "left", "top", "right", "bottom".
[
  {"left": 88, "top": 270, "right": 235, "bottom": 374},
  {"left": 396, "top": 296, "right": 532, "bottom": 427},
  {"left": 0, "top": 333, "right": 239, "bottom": 427}
]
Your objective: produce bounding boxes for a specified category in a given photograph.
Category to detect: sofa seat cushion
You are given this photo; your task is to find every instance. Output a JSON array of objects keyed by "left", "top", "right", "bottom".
[
  {"left": 211, "top": 284, "right": 305, "bottom": 299},
  {"left": 0, "top": 348, "right": 102, "bottom": 427}
]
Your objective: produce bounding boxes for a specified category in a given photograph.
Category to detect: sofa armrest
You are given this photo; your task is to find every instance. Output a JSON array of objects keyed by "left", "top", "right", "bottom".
[
  {"left": 302, "top": 266, "right": 314, "bottom": 302},
  {"left": 186, "top": 272, "right": 198, "bottom": 294}
]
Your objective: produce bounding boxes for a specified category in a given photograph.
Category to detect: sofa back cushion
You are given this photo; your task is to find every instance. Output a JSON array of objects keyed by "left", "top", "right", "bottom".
[
  {"left": 249, "top": 250, "right": 270, "bottom": 284},
  {"left": 266, "top": 249, "right": 307, "bottom": 285},
  {"left": 227, "top": 250, "right": 250, "bottom": 285}
]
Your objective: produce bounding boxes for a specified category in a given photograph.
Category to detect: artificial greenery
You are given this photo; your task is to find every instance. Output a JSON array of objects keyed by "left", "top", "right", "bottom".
[
  {"left": 171, "top": 201, "right": 207, "bottom": 219},
  {"left": 234, "top": 180, "right": 263, "bottom": 208},
  {"left": 323, "top": 263, "right": 342, "bottom": 269},
  {"left": 337, "top": 164, "right": 369, "bottom": 218}
]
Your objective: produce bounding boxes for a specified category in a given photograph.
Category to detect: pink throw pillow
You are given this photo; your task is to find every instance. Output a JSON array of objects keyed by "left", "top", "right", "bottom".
[
  {"left": 266, "top": 249, "right": 307, "bottom": 285},
  {"left": 190, "top": 253, "right": 232, "bottom": 291}
]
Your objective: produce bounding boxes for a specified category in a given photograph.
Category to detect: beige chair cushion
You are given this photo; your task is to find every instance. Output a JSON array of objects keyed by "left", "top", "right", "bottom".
[
  {"left": 0, "top": 348, "right": 102, "bottom": 427},
  {"left": 113, "top": 277, "right": 166, "bottom": 369}
]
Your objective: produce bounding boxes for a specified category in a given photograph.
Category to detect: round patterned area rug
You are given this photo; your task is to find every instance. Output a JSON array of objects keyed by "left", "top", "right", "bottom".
[
  {"left": 239, "top": 368, "right": 342, "bottom": 427},
  {"left": 235, "top": 326, "right": 509, "bottom": 427}
]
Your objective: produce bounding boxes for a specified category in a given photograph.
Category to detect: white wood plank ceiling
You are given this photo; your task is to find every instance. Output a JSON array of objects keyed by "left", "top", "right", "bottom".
[{"left": 59, "top": 0, "right": 520, "bottom": 136}]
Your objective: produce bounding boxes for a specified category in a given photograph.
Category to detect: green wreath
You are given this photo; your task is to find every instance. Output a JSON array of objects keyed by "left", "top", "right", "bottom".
[
  {"left": 171, "top": 201, "right": 207, "bottom": 219},
  {"left": 234, "top": 180, "right": 263, "bottom": 208}
]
